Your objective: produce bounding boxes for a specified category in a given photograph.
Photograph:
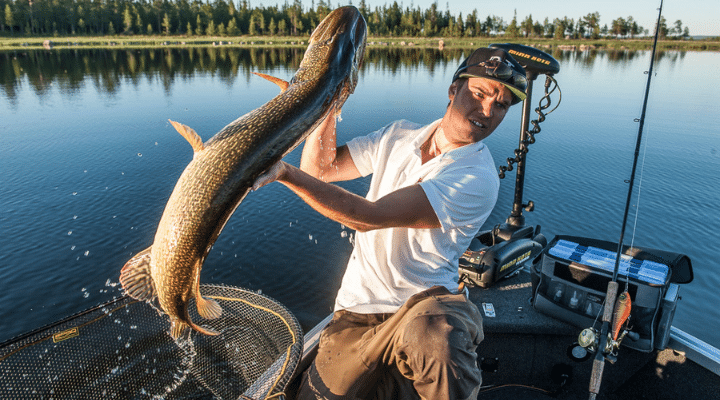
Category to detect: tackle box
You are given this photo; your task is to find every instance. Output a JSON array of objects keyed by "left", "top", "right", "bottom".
[{"left": 531, "top": 235, "right": 693, "bottom": 352}]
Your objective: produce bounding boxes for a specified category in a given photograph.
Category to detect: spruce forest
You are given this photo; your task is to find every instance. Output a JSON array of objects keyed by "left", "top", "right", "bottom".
[{"left": 0, "top": 0, "right": 692, "bottom": 39}]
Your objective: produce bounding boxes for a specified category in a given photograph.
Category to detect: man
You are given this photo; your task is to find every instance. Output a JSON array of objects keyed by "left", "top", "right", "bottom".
[{"left": 254, "top": 47, "right": 527, "bottom": 400}]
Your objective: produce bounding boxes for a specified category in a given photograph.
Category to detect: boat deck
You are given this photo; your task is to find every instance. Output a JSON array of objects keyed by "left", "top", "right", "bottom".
[
  {"left": 291, "top": 268, "right": 719, "bottom": 400},
  {"left": 472, "top": 270, "right": 720, "bottom": 400}
]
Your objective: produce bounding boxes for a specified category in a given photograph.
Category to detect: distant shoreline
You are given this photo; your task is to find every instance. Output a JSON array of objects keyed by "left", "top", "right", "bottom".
[{"left": 1, "top": 35, "right": 718, "bottom": 51}]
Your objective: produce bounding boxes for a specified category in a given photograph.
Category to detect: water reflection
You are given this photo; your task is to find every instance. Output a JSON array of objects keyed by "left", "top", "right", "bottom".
[
  {"left": 0, "top": 46, "right": 689, "bottom": 106},
  {"left": 551, "top": 48, "right": 687, "bottom": 69}
]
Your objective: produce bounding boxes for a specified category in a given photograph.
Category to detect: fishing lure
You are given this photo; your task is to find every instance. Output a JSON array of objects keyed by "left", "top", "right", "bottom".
[{"left": 612, "top": 291, "right": 632, "bottom": 340}]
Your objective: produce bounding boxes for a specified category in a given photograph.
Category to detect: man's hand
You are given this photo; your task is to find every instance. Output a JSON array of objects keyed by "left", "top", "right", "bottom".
[{"left": 252, "top": 161, "right": 288, "bottom": 191}]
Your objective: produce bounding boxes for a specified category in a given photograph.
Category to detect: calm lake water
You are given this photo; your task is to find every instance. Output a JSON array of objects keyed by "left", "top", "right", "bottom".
[{"left": 1, "top": 46, "right": 719, "bottom": 350}]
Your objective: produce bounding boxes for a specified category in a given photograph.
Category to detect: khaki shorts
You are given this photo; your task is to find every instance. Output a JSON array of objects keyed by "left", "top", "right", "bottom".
[{"left": 296, "top": 286, "right": 484, "bottom": 400}]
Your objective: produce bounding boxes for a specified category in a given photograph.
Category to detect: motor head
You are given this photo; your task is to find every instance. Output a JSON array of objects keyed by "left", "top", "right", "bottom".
[{"left": 490, "top": 43, "right": 560, "bottom": 78}]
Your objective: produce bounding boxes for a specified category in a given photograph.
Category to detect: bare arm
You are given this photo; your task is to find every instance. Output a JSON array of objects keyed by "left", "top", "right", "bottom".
[
  {"left": 254, "top": 109, "right": 440, "bottom": 232},
  {"left": 300, "top": 108, "right": 361, "bottom": 183},
  {"left": 260, "top": 161, "right": 441, "bottom": 232}
]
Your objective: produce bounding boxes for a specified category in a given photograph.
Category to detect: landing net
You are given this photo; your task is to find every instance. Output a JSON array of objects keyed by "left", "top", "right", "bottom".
[{"left": 0, "top": 284, "right": 303, "bottom": 400}]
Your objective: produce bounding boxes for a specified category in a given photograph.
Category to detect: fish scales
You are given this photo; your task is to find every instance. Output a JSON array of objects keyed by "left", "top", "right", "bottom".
[{"left": 120, "top": 6, "right": 367, "bottom": 339}]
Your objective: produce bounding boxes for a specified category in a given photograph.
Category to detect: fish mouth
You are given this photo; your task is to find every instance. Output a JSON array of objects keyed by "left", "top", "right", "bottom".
[
  {"left": 310, "top": 6, "right": 367, "bottom": 51},
  {"left": 304, "top": 6, "right": 367, "bottom": 85}
]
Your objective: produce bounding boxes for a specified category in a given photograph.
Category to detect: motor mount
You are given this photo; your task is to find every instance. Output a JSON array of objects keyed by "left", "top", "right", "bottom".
[{"left": 459, "top": 224, "right": 547, "bottom": 288}]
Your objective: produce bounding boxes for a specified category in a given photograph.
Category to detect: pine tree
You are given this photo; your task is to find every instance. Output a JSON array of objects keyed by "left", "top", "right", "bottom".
[
  {"left": 123, "top": 6, "right": 134, "bottom": 33},
  {"left": 206, "top": 20, "right": 216, "bottom": 36},
  {"left": 195, "top": 15, "right": 203, "bottom": 35},
  {"left": 227, "top": 17, "right": 239, "bottom": 35},
  {"left": 5, "top": 4, "right": 14, "bottom": 36},
  {"left": 162, "top": 13, "right": 171, "bottom": 35},
  {"left": 505, "top": 10, "right": 519, "bottom": 38},
  {"left": 268, "top": 17, "right": 276, "bottom": 35}
]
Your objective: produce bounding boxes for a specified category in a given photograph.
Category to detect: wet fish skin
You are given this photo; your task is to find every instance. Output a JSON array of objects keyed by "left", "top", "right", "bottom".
[{"left": 120, "top": 6, "right": 367, "bottom": 339}]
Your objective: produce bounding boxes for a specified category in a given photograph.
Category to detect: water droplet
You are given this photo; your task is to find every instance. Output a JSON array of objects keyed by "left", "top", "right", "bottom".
[
  {"left": 70, "top": 246, "right": 76, "bottom": 250},
  {"left": 308, "top": 234, "right": 313, "bottom": 240},
  {"left": 137, "top": 153, "right": 142, "bottom": 157},
  {"left": 73, "top": 215, "right": 78, "bottom": 220},
  {"left": 341, "top": 231, "right": 348, "bottom": 238},
  {"left": 67, "top": 231, "right": 72, "bottom": 235},
  {"left": 72, "top": 192, "right": 77, "bottom": 196},
  {"left": 84, "top": 250, "right": 90, "bottom": 256},
  {"left": 83, "top": 292, "right": 89, "bottom": 298}
]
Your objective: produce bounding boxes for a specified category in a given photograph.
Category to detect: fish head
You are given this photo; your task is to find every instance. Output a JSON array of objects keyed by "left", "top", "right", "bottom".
[{"left": 295, "top": 6, "right": 367, "bottom": 98}]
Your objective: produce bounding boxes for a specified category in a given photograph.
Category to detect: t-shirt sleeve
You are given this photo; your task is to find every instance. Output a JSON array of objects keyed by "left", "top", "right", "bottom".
[
  {"left": 420, "top": 165, "right": 500, "bottom": 232},
  {"left": 345, "top": 123, "right": 392, "bottom": 177}
]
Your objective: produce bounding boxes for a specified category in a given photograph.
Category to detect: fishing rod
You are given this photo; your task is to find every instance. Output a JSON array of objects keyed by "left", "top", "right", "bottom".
[{"left": 587, "top": 1, "right": 665, "bottom": 399}]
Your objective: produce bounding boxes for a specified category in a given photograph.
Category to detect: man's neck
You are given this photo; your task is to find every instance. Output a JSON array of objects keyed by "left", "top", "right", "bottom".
[{"left": 421, "top": 126, "right": 443, "bottom": 164}]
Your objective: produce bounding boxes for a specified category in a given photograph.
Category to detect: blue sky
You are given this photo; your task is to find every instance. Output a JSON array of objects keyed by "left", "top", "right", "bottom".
[{"left": 277, "top": 0, "right": 719, "bottom": 36}]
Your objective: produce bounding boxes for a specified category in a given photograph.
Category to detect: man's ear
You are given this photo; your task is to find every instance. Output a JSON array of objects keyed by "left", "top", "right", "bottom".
[{"left": 448, "top": 81, "right": 459, "bottom": 101}]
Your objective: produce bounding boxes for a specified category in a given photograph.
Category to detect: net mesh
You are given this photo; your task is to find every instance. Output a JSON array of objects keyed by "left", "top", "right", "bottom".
[{"left": 0, "top": 284, "right": 303, "bottom": 400}]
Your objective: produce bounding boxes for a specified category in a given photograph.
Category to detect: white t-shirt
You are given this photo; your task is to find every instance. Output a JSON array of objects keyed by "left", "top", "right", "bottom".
[{"left": 334, "top": 119, "right": 500, "bottom": 313}]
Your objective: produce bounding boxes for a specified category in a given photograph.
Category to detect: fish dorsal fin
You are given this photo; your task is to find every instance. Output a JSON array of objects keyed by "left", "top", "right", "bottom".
[
  {"left": 169, "top": 119, "right": 205, "bottom": 153},
  {"left": 119, "top": 247, "right": 157, "bottom": 302},
  {"left": 253, "top": 72, "right": 290, "bottom": 93}
]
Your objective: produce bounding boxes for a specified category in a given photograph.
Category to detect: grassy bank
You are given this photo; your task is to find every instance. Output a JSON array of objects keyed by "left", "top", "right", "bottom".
[{"left": 1, "top": 35, "right": 718, "bottom": 51}]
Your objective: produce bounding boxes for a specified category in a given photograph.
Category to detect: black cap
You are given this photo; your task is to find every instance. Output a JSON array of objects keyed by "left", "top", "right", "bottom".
[{"left": 452, "top": 48, "right": 528, "bottom": 105}]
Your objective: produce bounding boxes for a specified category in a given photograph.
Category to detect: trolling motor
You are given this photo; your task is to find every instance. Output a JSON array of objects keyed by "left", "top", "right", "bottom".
[{"left": 459, "top": 44, "right": 561, "bottom": 288}]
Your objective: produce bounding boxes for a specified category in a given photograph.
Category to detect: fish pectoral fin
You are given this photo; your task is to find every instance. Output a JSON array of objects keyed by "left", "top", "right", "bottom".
[
  {"left": 197, "top": 295, "right": 223, "bottom": 319},
  {"left": 119, "top": 247, "right": 157, "bottom": 302},
  {"left": 252, "top": 72, "right": 290, "bottom": 93},
  {"left": 168, "top": 119, "right": 205, "bottom": 153}
]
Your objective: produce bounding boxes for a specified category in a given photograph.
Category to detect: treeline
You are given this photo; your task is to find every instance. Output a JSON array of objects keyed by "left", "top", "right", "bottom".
[{"left": 0, "top": 0, "right": 691, "bottom": 39}]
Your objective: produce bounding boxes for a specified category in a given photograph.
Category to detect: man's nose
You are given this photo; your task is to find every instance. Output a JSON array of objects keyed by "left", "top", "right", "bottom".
[{"left": 480, "top": 99, "right": 494, "bottom": 117}]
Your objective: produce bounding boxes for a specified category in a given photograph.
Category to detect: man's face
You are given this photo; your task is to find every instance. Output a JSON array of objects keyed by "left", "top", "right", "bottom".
[{"left": 443, "top": 77, "right": 513, "bottom": 145}]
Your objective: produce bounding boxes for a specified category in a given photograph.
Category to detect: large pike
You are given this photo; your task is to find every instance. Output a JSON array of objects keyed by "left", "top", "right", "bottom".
[{"left": 120, "top": 6, "right": 367, "bottom": 339}]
